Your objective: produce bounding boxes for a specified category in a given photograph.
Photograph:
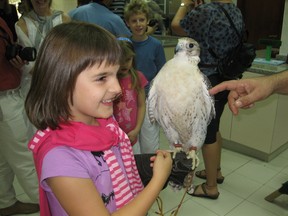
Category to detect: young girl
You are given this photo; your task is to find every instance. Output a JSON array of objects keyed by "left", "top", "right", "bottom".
[
  {"left": 25, "top": 22, "right": 172, "bottom": 216},
  {"left": 113, "top": 38, "right": 148, "bottom": 154}
]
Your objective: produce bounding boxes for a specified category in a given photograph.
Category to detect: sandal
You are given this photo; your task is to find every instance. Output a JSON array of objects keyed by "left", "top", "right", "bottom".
[
  {"left": 189, "top": 183, "right": 219, "bottom": 200},
  {"left": 195, "top": 168, "right": 225, "bottom": 184}
]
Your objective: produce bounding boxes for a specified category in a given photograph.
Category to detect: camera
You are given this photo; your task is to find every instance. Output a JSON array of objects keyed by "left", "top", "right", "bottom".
[
  {"left": 148, "top": 19, "right": 158, "bottom": 27},
  {"left": 5, "top": 44, "right": 37, "bottom": 61}
]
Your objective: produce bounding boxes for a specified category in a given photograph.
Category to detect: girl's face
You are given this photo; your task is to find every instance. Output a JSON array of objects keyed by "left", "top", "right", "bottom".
[
  {"left": 126, "top": 12, "right": 148, "bottom": 37},
  {"left": 118, "top": 56, "right": 133, "bottom": 76},
  {"left": 70, "top": 62, "right": 121, "bottom": 125}
]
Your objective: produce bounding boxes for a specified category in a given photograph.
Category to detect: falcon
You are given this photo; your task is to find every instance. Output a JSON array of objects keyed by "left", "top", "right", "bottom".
[{"left": 147, "top": 37, "right": 215, "bottom": 170}]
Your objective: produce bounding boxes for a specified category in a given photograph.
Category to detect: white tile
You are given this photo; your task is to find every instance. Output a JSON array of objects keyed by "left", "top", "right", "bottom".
[
  {"left": 225, "top": 201, "right": 279, "bottom": 216},
  {"left": 220, "top": 172, "right": 263, "bottom": 199},
  {"left": 251, "top": 156, "right": 288, "bottom": 172},
  {"left": 247, "top": 184, "right": 288, "bottom": 216},
  {"left": 149, "top": 186, "right": 191, "bottom": 214},
  {"left": 233, "top": 160, "right": 278, "bottom": 184},
  {"left": 265, "top": 172, "right": 288, "bottom": 189},
  {"left": 220, "top": 149, "right": 253, "bottom": 175},
  {"left": 163, "top": 198, "right": 219, "bottom": 216},
  {"left": 191, "top": 188, "right": 243, "bottom": 216}
]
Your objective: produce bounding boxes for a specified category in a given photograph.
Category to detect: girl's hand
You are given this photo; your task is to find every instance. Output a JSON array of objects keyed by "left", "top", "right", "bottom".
[
  {"left": 127, "top": 130, "right": 138, "bottom": 143},
  {"left": 150, "top": 150, "right": 172, "bottom": 184}
]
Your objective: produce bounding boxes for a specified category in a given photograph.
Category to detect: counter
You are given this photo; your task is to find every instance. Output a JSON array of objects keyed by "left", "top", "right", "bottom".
[{"left": 248, "top": 50, "right": 288, "bottom": 75}]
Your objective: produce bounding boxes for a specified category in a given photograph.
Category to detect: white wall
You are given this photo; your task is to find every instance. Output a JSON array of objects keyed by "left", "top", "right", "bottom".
[
  {"left": 52, "top": 0, "right": 77, "bottom": 13},
  {"left": 280, "top": 0, "right": 288, "bottom": 56}
]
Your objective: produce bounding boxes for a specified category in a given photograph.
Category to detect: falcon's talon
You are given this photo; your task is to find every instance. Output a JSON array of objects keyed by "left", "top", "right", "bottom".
[
  {"left": 187, "top": 150, "right": 199, "bottom": 170},
  {"left": 172, "top": 145, "right": 183, "bottom": 159}
]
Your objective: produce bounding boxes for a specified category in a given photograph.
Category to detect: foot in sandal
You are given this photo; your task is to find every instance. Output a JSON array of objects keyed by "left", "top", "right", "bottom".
[
  {"left": 195, "top": 168, "right": 225, "bottom": 184},
  {"left": 188, "top": 183, "right": 219, "bottom": 200}
]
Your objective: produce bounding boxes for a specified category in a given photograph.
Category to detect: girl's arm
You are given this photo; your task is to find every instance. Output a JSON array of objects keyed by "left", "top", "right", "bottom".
[
  {"left": 47, "top": 177, "right": 110, "bottom": 216},
  {"left": 47, "top": 150, "right": 172, "bottom": 216},
  {"left": 127, "top": 88, "right": 146, "bottom": 143}
]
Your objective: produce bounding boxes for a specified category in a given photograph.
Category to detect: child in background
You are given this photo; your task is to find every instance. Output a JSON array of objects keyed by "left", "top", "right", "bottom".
[
  {"left": 124, "top": 0, "right": 166, "bottom": 154},
  {"left": 25, "top": 22, "right": 172, "bottom": 216},
  {"left": 114, "top": 38, "right": 148, "bottom": 154}
]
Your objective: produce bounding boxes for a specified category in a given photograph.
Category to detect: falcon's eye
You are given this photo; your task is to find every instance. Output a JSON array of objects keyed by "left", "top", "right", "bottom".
[{"left": 188, "top": 43, "right": 194, "bottom": 48}]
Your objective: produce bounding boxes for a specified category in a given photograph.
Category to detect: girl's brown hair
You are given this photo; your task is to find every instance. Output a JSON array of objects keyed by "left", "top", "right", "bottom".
[
  {"left": 25, "top": 21, "right": 121, "bottom": 130},
  {"left": 117, "top": 40, "right": 141, "bottom": 92}
]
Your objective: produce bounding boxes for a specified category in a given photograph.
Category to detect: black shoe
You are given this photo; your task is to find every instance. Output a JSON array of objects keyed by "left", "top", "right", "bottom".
[
  {"left": 134, "top": 151, "right": 193, "bottom": 189},
  {"left": 0, "top": 200, "right": 39, "bottom": 216}
]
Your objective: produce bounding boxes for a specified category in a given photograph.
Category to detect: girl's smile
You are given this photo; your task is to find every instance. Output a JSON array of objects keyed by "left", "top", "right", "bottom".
[{"left": 70, "top": 62, "right": 121, "bottom": 125}]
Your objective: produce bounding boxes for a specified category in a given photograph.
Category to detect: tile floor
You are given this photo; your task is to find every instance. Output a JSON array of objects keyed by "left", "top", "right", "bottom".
[{"left": 13, "top": 130, "right": 288, "bottom": 216}]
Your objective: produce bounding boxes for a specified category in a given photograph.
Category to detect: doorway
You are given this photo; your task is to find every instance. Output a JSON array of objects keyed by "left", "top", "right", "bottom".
[{"left": 237, "top": 0, "right": 285, "bottom": 50}]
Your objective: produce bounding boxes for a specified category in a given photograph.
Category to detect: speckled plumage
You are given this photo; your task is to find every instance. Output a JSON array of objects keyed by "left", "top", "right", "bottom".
[{"left": 147, "top": 37, "right": 215, "bottom": 169}]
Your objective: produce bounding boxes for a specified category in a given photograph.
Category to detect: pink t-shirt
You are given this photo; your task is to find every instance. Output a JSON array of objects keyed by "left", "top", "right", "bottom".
[{"left": 114, "top": 71, "right": 148, "bottom": 145}]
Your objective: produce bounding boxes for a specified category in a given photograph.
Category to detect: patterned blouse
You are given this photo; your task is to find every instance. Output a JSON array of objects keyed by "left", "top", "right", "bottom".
[{"left": 180, "top": 2, "right": 244, "bottom": 76}]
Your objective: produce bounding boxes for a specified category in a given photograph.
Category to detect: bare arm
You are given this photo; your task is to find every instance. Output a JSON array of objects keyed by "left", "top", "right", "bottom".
[
  {"left": 146, "top": 25, "right": 158, "bottom": 35},
  {"left": 170, "top": 2, "right": 189, "bottom": 36},
  {"left": 171, "top": 0, "right": 202, "bottom": 36},
  {"left": 272, "top": 70, "right": 288, "bottom": 95},
  {"left": 209, "top": 70, "right": 288, "bottom": 115},
  {"left": 47, "top": 151, "right": 172, "bottom": 216}
]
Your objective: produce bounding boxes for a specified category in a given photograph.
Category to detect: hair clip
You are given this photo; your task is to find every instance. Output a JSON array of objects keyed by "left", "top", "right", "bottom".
[{"left": 117, "top": 37, "right": 132, "bottom": 43}]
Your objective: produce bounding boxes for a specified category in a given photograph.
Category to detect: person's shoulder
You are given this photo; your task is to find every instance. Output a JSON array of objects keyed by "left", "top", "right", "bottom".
[
  {"left": 69, "top": 4, "right": 90, "bottom": 16},
  {"left": 137, "top": 70, "right": 148, "bottom": 82},
  {"left": 61, "top": 13, "right": 71, "bottom": 22},
  {"left": 15, "top": 17, "right": 28, "bottom": 35},
  {"left": 148, "top": 36, "right": 164, "bottom": 48},
  {"left": 148, "top": 36, "right": 161, "bottom": 44},
  {"left": 137, "top": 70, "right": 145, "bottom": 78}
]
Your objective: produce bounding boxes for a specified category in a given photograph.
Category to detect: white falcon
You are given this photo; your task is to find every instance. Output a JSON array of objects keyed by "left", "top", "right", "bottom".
[{"left": 147, "top": 37, "right": 215, "bottom": 170}]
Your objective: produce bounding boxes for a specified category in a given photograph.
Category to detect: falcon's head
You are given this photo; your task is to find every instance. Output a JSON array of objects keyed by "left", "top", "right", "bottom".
[{"left": 175, "top": 37, "right": 200, "bottom": 57}]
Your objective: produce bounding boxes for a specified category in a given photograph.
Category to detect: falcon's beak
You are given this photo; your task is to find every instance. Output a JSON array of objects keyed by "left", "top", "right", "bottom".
[{"left": 174, "top": 44, "right": 181, "bottom": 54}]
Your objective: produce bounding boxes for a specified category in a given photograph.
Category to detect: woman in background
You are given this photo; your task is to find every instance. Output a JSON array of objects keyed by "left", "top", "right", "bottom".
[{"left": 15, "top": 0, "right": 70, "bottom": 96}]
